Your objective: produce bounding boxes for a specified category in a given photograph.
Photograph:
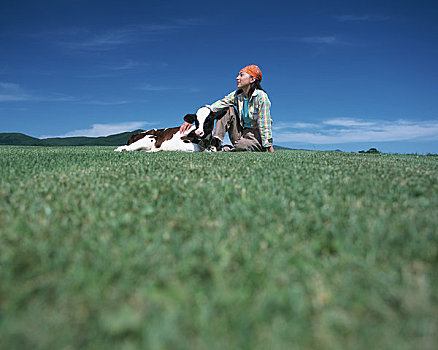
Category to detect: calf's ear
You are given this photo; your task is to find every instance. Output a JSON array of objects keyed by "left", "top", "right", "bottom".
[{"left": 184, "top": 114, "right": 197, "bottom": 123}]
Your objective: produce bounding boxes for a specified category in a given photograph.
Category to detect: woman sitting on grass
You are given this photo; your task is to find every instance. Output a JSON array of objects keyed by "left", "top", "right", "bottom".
[{"left": 180, "top": 64, "right": 274, "bottom": 152}]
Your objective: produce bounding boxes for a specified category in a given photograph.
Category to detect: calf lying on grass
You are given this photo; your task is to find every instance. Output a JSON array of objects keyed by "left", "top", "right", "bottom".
[{"left": 114, "top": 107, "right": 227, "bottom": 152}]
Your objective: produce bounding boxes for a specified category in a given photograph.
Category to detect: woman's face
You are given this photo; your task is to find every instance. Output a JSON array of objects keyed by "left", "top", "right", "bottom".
[{"left": 236, "top": 71, "right": 255, "bottom": 89}]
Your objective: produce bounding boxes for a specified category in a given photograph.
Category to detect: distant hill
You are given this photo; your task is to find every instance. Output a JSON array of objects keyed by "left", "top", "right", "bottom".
[
  {"left": 0, "top": 131, "right": 293, "bottom": 150},
  {"left": 273, "top": 145, "right": 293, "bottom": 151},
  {"left": 0, "top": 130, "right": 145, "bottom": 146},
  {"left": 0, "top": 133, "right": 42, "bottom": 146}
]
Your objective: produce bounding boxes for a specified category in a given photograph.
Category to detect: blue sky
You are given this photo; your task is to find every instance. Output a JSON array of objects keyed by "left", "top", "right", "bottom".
[{"left": 1, "top": 0, "right": 437, "bottom": 153}]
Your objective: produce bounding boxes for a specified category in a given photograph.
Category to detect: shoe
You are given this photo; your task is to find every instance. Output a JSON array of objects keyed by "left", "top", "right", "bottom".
[
  {"left": 210, "top": 136, "right": 223, "bottom": 151},
  {"left": 221, "top": 145, "right": 235, "bottom": 152}
]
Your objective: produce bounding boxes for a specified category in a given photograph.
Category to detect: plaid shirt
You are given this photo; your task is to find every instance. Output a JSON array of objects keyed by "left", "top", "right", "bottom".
[{"left": 208, "top": 89, "right": 273, "bottom": 147}]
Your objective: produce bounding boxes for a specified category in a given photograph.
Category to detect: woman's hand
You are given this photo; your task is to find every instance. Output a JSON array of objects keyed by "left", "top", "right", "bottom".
[{"left": 179, "top": 122, "right": 193, "bottom": 134}]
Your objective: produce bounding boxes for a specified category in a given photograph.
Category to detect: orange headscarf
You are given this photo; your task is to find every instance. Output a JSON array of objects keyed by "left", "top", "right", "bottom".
[{"left": 240, "top": 65, "right": 262, "bottom": 82}]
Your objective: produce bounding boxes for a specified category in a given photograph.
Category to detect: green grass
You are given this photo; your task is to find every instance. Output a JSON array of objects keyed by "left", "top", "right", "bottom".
[{"left": 1, "top": 146, "right": 437, "bottom": 350}]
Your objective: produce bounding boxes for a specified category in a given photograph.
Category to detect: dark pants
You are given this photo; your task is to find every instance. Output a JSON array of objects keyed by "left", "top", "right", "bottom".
[{"left": 213, "top": 107, "right": 264, "bottom": 152}]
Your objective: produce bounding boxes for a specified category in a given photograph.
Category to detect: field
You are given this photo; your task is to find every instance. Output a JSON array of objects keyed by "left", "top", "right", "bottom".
[{"left": 1, "top": 146, "right": 437, "bottom": 350}]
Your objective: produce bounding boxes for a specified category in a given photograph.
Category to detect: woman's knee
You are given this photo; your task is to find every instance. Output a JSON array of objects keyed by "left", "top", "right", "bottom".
[{"left": 234, "top": 139, "right": 263, "bottom": 152}]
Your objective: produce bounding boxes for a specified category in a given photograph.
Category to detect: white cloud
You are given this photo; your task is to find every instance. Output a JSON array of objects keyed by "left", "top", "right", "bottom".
[
  {"left": 272, "top": 121, "right": 321, "bottom": 130},
  {"left": 269, "top": 35, "right": 353, "bottom": 48},
  {"left": 0, "top": 81, "right": 77, "bottom": 102},
  {"left": 84, "top": 100, "right": 129, "bottom": 106},
  {"left": 108, "top": 60, "right": 150, "bottom": 71},
  {"left": 0, "top": 82, "right": 25, "bottom": 101},
  {"left": 58, "top": 20, "right": 203, "bottom": 52},
  {"left": 0, "top": 81, "right": 143, "bottom": 105},
  {"left": 335, "top": 15, "right": 391, "bottom": 22},
  {"left": 0, "top": 94, "right": 29, "bottom": 102},
  {"left": 300, "top": 36, "right": 338, "bottom": 45},
  {"left": 0, "top": 93, "right": 77, "bottom": 102},
  {"left": 138, "top": 83, "right": 199, "bottom": 93},
  {"left": 140, "top": 83, "right": 175, "bottom": 91},
  {"left": 323, "top": 118, "right": 375, "bottom": 127},
  {"left": 41, "top": 121, "right": 153, "bottom": 138},
  {"left": 0, "top": 82, "right": 20, "bottom": 91},
  {"left": 274, "top": 118, "right": 438, "bottom": 144},
  {"left": 61, "top": 27, "right": 141, "bottom": 51}
]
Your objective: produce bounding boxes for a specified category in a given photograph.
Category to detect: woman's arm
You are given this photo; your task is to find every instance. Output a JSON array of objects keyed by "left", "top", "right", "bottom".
[
  {"left": 208, "top": 91, "right": 237, "bottom": 112},
  {"left": 256, "top": 92, "right": 273, "bottom": 150}
]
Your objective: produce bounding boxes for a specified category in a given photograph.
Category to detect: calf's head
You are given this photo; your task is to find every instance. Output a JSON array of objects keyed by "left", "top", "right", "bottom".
[{"left": 184, "top": 107, "right": 228, "bottom": 138}]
